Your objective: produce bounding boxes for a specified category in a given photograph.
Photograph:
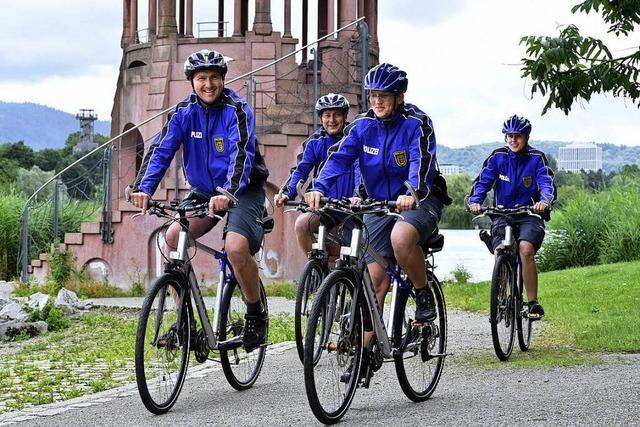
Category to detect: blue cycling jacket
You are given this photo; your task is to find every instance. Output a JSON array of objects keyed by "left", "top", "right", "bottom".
[
  {"left": 468, "top": 145, "right": 557, "bottom": 207},
  {"left": 313, "top": 104, "right": 449, "bottom": 203},
  {"left": 280, "top": 126, "right": 360, "bottom": 199},
  {"left": 133, "top": 89, "right": 268, "bottom": 197}
]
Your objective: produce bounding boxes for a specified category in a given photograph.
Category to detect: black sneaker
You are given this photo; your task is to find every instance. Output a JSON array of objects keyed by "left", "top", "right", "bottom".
[
  {"left": 243, "top": 312, "right": 268, "bottom": 352},
  {"left": 340, "top": 353, "right": 371, "bottom": 384},
  {"left": 528, "top": 301, "right": 545, "bottom": 319},
  {"left": 415, "top": 287, "right": 437, "bottom": 322}
]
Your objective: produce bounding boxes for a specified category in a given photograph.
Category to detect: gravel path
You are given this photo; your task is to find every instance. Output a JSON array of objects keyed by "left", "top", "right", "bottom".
[{"left": 1, "top": 307, "right": 638, "bottom": 426}]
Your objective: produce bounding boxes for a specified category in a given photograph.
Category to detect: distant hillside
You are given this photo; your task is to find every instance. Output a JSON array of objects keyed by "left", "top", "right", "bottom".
[
  {"left": 439, "top": 141, "right": 639, "bottom": 174},
  {"left": 0, "top": 102, "right": 111, "bottom": 150}
]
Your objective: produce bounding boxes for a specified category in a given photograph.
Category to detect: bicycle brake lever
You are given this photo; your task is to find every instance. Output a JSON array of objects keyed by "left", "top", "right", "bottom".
[
  {"left": 207, "top": 213, "right": 225, "bottom": 221},
  {"left": 131, "top": 212, "right": 144, "bottom": 220}
]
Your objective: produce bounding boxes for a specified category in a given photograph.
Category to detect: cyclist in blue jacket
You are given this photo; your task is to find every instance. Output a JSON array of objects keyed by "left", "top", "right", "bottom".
[
  {"left": 129, "top": 49, "right": 269, "bottom": 351},
  {"left": 274, "top": 93, "right": 359, "bottom": 256},
  {"left": 305, "top": 63, "right": 452, "bottom": 334},
  {"left": 468, "top": 114, "right": 557, "bottom": 318}
]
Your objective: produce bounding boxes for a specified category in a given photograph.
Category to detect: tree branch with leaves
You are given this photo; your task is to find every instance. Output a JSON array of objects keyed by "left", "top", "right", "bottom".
[{"left": 520, "top": 0, "right": 640, "bottom": 114}]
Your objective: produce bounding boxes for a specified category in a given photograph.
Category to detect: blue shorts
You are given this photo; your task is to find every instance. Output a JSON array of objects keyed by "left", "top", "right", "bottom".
[
  {"left": 491, "top": 215, "right": 545, "bottom": 252},
  {"left": 362, "top": 194, "right": 443, "bottom": 263},
  {"left": 182, "top": 182, "right": 266, "bottom": 255}
]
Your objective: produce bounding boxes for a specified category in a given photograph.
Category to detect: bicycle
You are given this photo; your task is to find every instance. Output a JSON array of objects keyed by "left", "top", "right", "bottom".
[
  {"left": 303, "top": 196, "right": 447, "bottom": 424},
  {"left": 284, "top": 200, "right": 345, "bottom": 364},
  {"left": 473, "top": 206, "right": 542, "bottom": 361},
  {"left": 133, "top": 188, "right": 272, "bottom": 414}
]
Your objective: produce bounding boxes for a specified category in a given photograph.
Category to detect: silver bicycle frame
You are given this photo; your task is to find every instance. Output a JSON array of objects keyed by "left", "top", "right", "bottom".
[
  {"left": 168, "top": 228, "right": 222, "bottom": 349},
  {"left": 340, "top": 226, "right": 396, "bottom": 359}
]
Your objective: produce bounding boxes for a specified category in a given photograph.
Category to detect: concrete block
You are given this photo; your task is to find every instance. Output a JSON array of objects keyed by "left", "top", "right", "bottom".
[
  {"left": 81, "top": 222, "right": 101, "bottom": 234},
  {"left": 64, "top": 233, "right": 83, "bottom": 245},
  {"left": 152, "top": 45, "right": 172, "bottom": 62},
  {"left": 252, "top": 42, "right": 276, "bottom": 59},
  {"left": 282, "top": 123, "right": 309, "bottom": 136},
  {"left": 260, "top": 134, "right": 288, "bottom": 147}
]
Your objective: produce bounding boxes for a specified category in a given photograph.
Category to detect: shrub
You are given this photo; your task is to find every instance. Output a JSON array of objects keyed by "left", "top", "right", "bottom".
[
  {"left": 47, "top": 246, "right": 74, "bottom": 295},
  {"left": 599, "top": 189, "right": 640, "bottom": 264},
  {"left": 27, "top": 302, "right": 69, "bottom": 331},
  {"left": 451, "top": 264, "right": 472, "bottom": 284}
]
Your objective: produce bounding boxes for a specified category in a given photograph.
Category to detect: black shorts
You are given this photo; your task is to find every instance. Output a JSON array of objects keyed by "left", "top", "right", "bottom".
[
  {"left": 362, "top": 193, "right": 443, "bottom": 263},
  {"left": 181, "top": 182, "right": 266, "bottom": 255},
  {"left": 491, "top": 215, "right": 545, "bottom": 252}
]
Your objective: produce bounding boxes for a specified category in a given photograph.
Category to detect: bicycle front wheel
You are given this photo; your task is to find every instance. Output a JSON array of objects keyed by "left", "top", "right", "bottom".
[
  {"left": 394, "top": 272, "right": 447, "bottom": 402},
  {"left": 135, "top": 273, "right": 191, "bottom": 414},
  {"left": 490, "top": 254, "right": 516, "bottom": 361},
  {"left": 304, "top": 269, "right": 362, "bottom": 425},
  {"left": 516, "top": 264, "right": 533, "bottom": 351},
  {"left": 219, "top": 279, "right": 268, "bottom": 390},
  {"left": 295, "top": 258, "right": 328, "bottom": 364}
]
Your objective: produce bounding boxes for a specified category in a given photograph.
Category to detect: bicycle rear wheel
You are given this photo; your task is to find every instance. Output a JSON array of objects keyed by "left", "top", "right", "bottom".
[
  {"left": 219, "top": 279, "right": 268, "bottom": 390},
  {"left": 295, "top": 258, "right": 328, "bottom": 364},
  {"left": 135, "top": 273, "right": 190, "bottom": 414},
  {"left": 490, "top": 254, "right": 516, "bottom": 361},
  {"left": 516, "top": 264, "right": 533, "bottom": 351},
  {"left": 304, "top": 269, "right": 362, "bottom": 425},
  {"left": 394, "top": 272, "right": 447, "bottom": 402}
]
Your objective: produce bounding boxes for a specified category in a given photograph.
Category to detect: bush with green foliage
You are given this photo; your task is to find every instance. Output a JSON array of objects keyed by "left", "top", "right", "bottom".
[
  {"left": 538, "top": 186, "right": 640, "bottom": 271},
  {"left": 27, "top": 302, "right": 69, "bottom": 331},
  {"left": 47, "top": 247, "right": 74, "bottom": 295}
]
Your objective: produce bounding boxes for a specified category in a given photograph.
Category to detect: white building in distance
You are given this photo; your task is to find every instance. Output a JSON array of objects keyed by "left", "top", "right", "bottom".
[
  {"left": 440, "top": 163, "right": 466, "bottom": 176},
  {"left": 558, "top": 142, "right": 603, "bottom": 172}
]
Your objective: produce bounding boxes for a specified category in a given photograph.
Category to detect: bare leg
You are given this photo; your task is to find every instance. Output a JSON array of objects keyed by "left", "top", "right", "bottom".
[
  {"left": 164, "top": 217, "right": 215, "bottom": 304},
  {"left": 294, "top": 212, "right": 321, "bottom": 255},
  {"left": 519, "top": 240, "right": 538, "bottom": 302},
  {"left": 226, "top": 231, "right": 260, "bottom": 304},
  {"left": 364, "top": 261, "right": 391, "bottom": 347},
  {"left": 391, "top": 222, "right": 426, "bottom": 290}
]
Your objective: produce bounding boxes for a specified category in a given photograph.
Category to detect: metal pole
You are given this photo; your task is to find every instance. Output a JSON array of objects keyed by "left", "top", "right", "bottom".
[
  {"left": 52, "top": 177, "right": 60, "bottom": 242},
  {"left": 245, "top": 78, "right": 254, "bottom": 110},
  {"left": 101, "top": 146, "right": 114, "bottom": 243},
  {"left": 173, "top": 149, "right": 180, "bottom": 206},
  {"left": 312, "top": 47, "right": 318, "bottom": 130},
  {"left": 20, "top": 207, "right": 29, "bottom": 283},
  {"left": 360, "top": 21, "right": 369, "bottom": 113}
]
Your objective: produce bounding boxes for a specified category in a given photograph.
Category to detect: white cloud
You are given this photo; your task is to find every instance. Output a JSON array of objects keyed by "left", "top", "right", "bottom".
[
  {"left": 0, "top": 65, "right": 118, "bottom": 119},
  {"left": 378, "top": 0, "right": 640, "bottom": 147},
  {"left": 0, "top": 0, "right": 638, "bottom": 148}
]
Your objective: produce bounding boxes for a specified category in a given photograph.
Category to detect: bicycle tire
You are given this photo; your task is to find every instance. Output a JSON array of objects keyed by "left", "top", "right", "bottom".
[
  {"left": 394, "top": 271, "right": 447, "bottom": 402},
  {"left": 135, "top": 273, "right": 191, "bottom": 414},
  {"left": 490, "top": 254, "right": 516, "bottom": 361},
  {"left": 304, "top": 269, "right": 362, "bottom": 425},
  {"left": 516, "top": 264, "right": 533, "bottom": 351},
  {"left": 295, "top": 258, "right": 328, "bottom": 364},
  {"left": 219, "top": 279, "right": 268, "bottom": 390}
]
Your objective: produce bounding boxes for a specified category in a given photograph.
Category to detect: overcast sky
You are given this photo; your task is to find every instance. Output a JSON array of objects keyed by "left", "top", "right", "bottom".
[{"left": 0, "top": 0, "right": 638, "bottom": 148}]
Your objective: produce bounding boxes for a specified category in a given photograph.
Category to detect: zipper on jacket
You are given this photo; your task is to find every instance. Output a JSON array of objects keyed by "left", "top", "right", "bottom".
[
  {"left": 204, "top": 108, "right": 216, "bottom": 192},
  {"left": 382, "top": 126, "right": 391, "bottom": 200}
]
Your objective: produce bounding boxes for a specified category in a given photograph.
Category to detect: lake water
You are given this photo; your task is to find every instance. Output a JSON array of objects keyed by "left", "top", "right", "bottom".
[{"left": 433, "top": 229, "right": 494, "bottom": 282}]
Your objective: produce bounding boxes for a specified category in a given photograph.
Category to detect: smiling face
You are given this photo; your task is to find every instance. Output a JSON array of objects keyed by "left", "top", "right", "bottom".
[
  {"left": 320, "top": 109, "right": 347, "bottom": 136},
  {"left": 505, "top": 133, "right": 529, "bottom": 153},
  {"left": 369, "top": 90, "right": 403, "bottom": 119},
  {"left": 192, "top": 68, "right": 224, "bottom": 104}
]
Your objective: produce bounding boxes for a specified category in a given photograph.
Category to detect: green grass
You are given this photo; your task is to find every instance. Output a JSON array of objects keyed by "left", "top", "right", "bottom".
[
  {"left": 0, "top": 308, "right": 295, "bottom": 414},
  {"left": 444, "top": 260, "right": 640, "bottom": 358}
]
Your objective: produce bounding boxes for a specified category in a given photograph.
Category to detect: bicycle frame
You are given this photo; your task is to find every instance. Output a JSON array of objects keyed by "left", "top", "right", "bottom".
[{"left": 341, "top": 219, "right": 422, "bottom": 359}]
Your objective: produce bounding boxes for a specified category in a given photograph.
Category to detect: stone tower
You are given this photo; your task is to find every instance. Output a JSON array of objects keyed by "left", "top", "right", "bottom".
[{"left": 31, "top": 0, "right": 380, "bottom": 287}]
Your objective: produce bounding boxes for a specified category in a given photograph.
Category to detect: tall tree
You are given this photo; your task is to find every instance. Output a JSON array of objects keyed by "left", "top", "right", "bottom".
[{"left": 520, "top": 0, "right": 640, "bottom": 114}]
